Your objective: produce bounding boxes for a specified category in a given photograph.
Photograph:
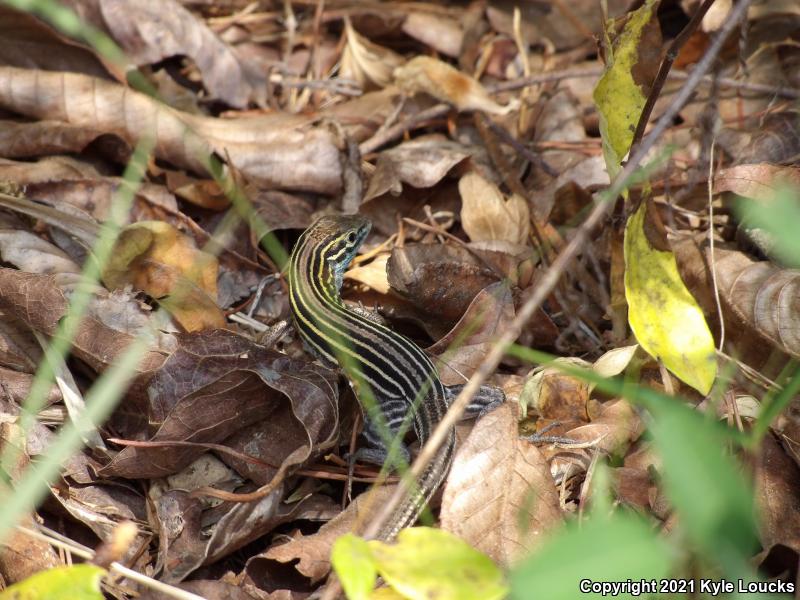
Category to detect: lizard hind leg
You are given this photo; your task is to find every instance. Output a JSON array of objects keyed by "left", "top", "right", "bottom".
[{"left": 444, "top": 383, "right": 506, "bottom": 418}]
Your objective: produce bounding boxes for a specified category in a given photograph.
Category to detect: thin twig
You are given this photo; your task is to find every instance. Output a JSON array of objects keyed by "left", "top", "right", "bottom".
[
  {"left": 359, "top": 103, "right": 450, "bottom": 155},
  {"left": 492, "top": 67, "right": 800, "bottom": 100}
]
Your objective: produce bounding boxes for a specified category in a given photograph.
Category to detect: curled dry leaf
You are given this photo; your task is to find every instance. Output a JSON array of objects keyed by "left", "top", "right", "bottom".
[
  {"left": 459, "top": 172, "right": 530, "bottom": 245},
  {"left": 0, "top": 67, "right": 343, "bottom": 194},
  {"left": 709, "top": 247, "right": 800, "bottom": 358},
  {"left": 546, "top": 399, "right": 644, "bottom": 484},
  {"left": 387, "top": 243, "right": 501, "bottom": 336},
  {"left": 441, "top": 403, "right": 562, "bottom": 567},
  {"left": 96, "top": 0, "right": 266, "bottom": 108},
  {"left": 0, "top": 269, "right": 168, "bottom": 395},
  {"left": 101, "top": 329, "right": 338, "bottom": 482},
  {"left": 394, "top": 56, "right": 516, "bottom": 115},
  {"left": 341, "top": 17, "right": 405, "bottom": 89},
  {"left": 364, "top": 135, "right": 471, "bottom": 202}
]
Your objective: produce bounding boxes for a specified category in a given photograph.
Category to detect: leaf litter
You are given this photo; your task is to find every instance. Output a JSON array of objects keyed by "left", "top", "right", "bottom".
[{"left": 0, "top": 1, "right": 798, "bottom": 597}]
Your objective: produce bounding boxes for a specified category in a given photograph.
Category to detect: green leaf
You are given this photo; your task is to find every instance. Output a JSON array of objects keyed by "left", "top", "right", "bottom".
[
  {"left": 511, "top": 512, "right": 674, "bottom": 599},
  {"left": 0, "top": 564, "right": 106, "bottom": 600},
  {"left": 624, "top": 201, "right": 717, "bottom": 394},
  {"left": 332, "top": 533, "right": 378, "bottom": 600},
  {"left": 734, "top": 185, "right": 800, "bottom": 268},
  {"left": 368, "top": 527, "right": 507, "bottom": 600},
  {"left": 645, "top": 399, "right": 759, "bottom": 561},
  {"left": 593, "top": 0, "right": 661, "bottom": 176}
]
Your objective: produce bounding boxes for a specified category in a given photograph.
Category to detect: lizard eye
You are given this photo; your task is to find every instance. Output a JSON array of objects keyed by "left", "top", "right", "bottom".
[{"left": 345, "top": 231, "right": 357, "bottom": 245}]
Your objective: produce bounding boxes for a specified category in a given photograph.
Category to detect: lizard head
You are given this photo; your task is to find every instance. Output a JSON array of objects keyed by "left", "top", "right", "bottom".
[{"left": 301, "top": 214, "right": 372, "bottom": 290}]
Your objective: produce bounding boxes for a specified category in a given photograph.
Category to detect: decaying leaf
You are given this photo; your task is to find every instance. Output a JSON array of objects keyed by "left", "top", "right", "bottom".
[
  {"left": 441, "top": 403, "right": 562, "bottom": 566},
  {"left": 0, "top": 268, "right": 169, "bottom": 392},
  {"left": 100, "top": 330, "right": 338, "bottom": 481},
  {"left": 459, "top": 172, "right": 530, "bottom": 245},
  {"left": 394, "top": 56, "right": 516, "bottom": 115},
  {"left": 102, "top": 220, "right": 223, "bottom": 331},
  {"left": 547, "top": 399, "right": 645, "bottom": 484},
  {"left": 246, "top": 486, "right": 398, "bottom": 587}
]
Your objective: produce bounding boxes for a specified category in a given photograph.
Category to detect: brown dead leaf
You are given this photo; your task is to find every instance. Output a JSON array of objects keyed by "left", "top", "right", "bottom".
[
  {"left": 102, "top": 221, "right": 223, "bottom": 332},
  {"left": 251, "top": 189, "right": 317, "bottom": 234},
  {"left": 0, "top": 120, "right": 108, "bottom": 159},
  {"left": 0, "top": 312, "right": 43, "bottom": 373},
  {"left": 0, "top": 269, "right": 168, "bottom": 393},
  {"left": 101, "top": 330, "right": 338, "bottom": 482},
  {"left": 755, "top": 433, "right": 800, "bottom": 564},
  {"left": 611, "top": 467, "right": 656, "bottom": 513},
  {"left": 401, "top": 12, "right": 463, "bottom": 58},
  {"left": 0, "top": 422, "right": 61, "bottom": 585},
  {"left": 0, "top": 5, "right": 107, "bottom": 76},
  {"left": 459, "top": 171, "right": 530, "bottom": 245},
  {"left": 708, "top": 247, "right": 800, "bottom": 358},
  {"left": 429, "top": 282, "right": 514, "bottom": 385},
  {"left": 66, "top": 0, "right": 266, "bottom": 108},
  {"left": 246, "top": 486, "right": 397, "bottom": 587},
  {"left": 387, "top": 243, "right": 501, "bottom": 335},
  {"left": 394, "top": 56, "right": 516, "bottom": 115},
  {"left": 441, "top": 403, "right": 562, "bottom": 566},
  {"left": 341, "top": 17, "right": 405, "bottom": 90},
  {"left": 715, "top": 164, "right": 800, "bottom": 202},
  {"left": 547, "top": 399, "right": 645, "bottom": 483},
  {"left": 0, "top": 67, "right": 343, "bottom": 193},
  {"left": 364, "top": 135, "right": 470, "bottom": 202}
]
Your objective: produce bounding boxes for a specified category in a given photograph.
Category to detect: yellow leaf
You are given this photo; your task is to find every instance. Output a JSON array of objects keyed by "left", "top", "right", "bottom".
[
  {"left": 624, "top": 202, "right": 716, "bottom": 394},
  {"left": 0, "top": 564, "right": 105, "bottom": 600},
  {"left": 593, "top": 0, "right": 661, "bottom": 176},
  {"left": 331, "top": 534, "right": 378, "bottom": 600},
  {"left": 367, "top": 527, "right": 507, "bottom": 600},
  {"left": 102, "top": 221, "right": 224, "bottom": 332}
]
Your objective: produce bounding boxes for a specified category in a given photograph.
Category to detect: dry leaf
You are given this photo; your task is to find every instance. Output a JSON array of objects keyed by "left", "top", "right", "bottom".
[
  {"left": 0, "top": 67, "right": 343, "bottom": 193},
  {"left": 459, "top": 172, "right": 530, "bottom": 245},
  {"left": 102, "top": 220, "right": 223, "bottom": 332},
  {"left": 441, "top": 403, "right": 562, "bottom": 566},
  {"left": 394, "top": 56, "right": 516, "bottom": 115},
  {"left": 341, "top": 17, "right": 404, "bottom": 89},
  {"left": 346, "top": 254, "right": 390, "bottom": 294}
]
